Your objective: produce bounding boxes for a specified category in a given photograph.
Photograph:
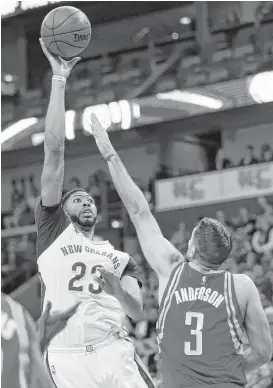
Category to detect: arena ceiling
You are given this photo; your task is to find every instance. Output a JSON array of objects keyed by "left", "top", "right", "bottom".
[{"left": 2, "top": 71, "right": 273, "bottom": 152}]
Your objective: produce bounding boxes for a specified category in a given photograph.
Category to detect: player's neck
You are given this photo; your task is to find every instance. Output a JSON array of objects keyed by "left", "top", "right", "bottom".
[
  {"left": 73, "top": 223, "right": 95, "bottom": 240},
  {"left": 81, "top": 229, "right": 94, "bottom": 240},
  {"left": 190, "top": 259, "right": 219, "bottom": 273}
]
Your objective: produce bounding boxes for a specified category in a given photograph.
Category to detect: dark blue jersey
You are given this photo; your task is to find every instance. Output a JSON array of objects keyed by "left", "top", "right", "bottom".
[
  {"left": 157, "top": 262, "right": 246, "bottom": 388},
  {"left": 1, "top": 293, "right": 32, "bottom": 388}
]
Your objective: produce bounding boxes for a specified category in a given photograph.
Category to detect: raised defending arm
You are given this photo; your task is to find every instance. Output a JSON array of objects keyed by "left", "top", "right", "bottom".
[
  {"left": 90, "top": 114, "right": 183, "bottom": 277},
  {"left": 39, "top": 39, "right": 80, "bottom": 206}
]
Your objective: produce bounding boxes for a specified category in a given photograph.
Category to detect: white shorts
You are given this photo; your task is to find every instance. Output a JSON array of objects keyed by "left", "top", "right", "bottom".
[{"left": 46, "top": 338, "right": 149, "bottom": 388}]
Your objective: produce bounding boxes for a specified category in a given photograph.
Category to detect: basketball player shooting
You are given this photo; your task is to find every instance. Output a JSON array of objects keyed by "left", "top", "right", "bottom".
[
  {"left": 36, "top": 39, "right": 155, "bottom": 388},
  {"left": 90, "top": 113, "right": 272, "bottom": 388}
]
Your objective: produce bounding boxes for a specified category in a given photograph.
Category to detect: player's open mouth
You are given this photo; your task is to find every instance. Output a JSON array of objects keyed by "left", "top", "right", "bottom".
[{"left": 82, "top": 210, "right": 93, "bottom": 216}]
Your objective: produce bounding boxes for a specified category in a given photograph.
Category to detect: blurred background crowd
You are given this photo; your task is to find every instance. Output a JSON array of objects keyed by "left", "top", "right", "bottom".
[{"left": 1, "top": 1, "right": 273, "bottom": 387}]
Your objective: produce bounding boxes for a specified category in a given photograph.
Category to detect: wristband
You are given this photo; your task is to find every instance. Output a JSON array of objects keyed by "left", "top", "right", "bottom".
[
  {"left": 105, "top": 153, "right": 117, "bottom": 162},
  {"left": 52, "top": 75, "right": 66, "bottom": 83}
]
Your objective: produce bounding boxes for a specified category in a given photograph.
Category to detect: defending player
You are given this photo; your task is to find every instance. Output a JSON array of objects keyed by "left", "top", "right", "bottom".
[
  {"left": 90, "top": 113, "right": 272, "bottom": 388},
  {"left": 1, "top": 293, "right": 79, "bottom": 388},
  {"left": 37, "top": 39, "right": 155, "bottom": 388}
]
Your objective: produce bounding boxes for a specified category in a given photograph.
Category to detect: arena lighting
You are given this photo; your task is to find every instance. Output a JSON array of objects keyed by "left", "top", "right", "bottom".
[
  {"left": 65, "top": 110, "right": 76, "bottom": 140},
  {"left": 157, "top": 90, "right": 224, "bottom": 109},
  {"left": 31, "top": 132, "right": 45, "bottom": 146},
  {"left": 119, "top": 100, "right": 132, "bottom": 130},
  {"left": 111, "top": 220, "right": 123, "bottom": 229},
  {"left": 4, "top": 74, "right": 13, "bottom": 82},
  {"left": 248, "top": 71, "right": 273, "bottom": 103},
  {"left": 132, "top": 103, "right": 140, "bottom": 119},
  {"left": 1, "top": 1, "right": 61, "bottom": 16},
  {"left": 82, "top": 104, "right": 112, "bottom": 133},
  {"left": 108, "top": 102, "right": 122, "bottom": 124},
  {"left": 1, "top": 117, "right": 38, "bottom": 144},
  {"left": 179, "top": 16, "right": 192, "bottom": 25},
  {"left": 20, "top": 0, "right": 61, "bottom": 10},
  {"left": 172, "top": 32, "right": 179, "bottom": 40}
]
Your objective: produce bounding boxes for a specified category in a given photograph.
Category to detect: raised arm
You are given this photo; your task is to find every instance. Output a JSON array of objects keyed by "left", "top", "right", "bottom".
[
  {"left": 90, "top": 114, "right": 183, "bottom": 277},
  {"left": 39, "top": 39, "right": 80, "bottom": 206}
]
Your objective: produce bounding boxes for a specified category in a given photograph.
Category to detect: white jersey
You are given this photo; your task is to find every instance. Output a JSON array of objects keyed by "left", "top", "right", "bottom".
[{"left": 35, "top": 201, "right": 139, "bottom": 349}]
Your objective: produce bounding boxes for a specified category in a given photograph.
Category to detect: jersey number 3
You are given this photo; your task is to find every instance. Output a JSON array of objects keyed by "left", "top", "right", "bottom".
[
  {"left": 68, "top": 262, "right": 103, "bottom": 294},
  {"left": 184, "top": 311, "right": 204, "bottom": 356}
]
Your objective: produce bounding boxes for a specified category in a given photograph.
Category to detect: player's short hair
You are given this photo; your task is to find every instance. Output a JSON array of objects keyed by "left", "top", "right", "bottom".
[
  {"left": 60, "top": 188, "right": 88, "bottom": 208},
  {"left": 193, "top": 217, "right": 232, "bottom": 267}
]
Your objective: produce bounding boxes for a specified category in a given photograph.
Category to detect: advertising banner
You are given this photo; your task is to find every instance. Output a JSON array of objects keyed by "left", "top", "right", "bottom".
[{"left": 155, "top": 162, "right": 273, "bottom": 212}]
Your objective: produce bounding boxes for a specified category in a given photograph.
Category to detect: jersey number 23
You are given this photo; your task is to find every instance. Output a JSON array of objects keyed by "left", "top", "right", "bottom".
[{"left": 68, "top": 262, "right": 103, "bottom": 294}]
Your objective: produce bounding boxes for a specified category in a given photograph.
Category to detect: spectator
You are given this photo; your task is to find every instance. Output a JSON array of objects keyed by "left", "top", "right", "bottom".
[
  {"left": 232, "top": 207, "right": 256, "bottom": 235},
  {"left": 3, "top": 201, "right": 26, "bottom": 229},
  {"left": 215, "top": 148, "right": 232, "bottom": 170},
  {"left": 252, "top": 216, "right": 273, "bottom": 254},
  {"left": 215, "top": 210, "right": 234, "bottom": 231},
  {"left": 10, "top": 178, "right": 25, "bottom": 208},
  {"left": 261, "top": 144, "right": 273, "bottom": 163},
  {"left": 239, "top": 145, "right": 259, "bottom": 166},
  {"left": 154, "top": 163, "right": 172, "bottom": 180}
]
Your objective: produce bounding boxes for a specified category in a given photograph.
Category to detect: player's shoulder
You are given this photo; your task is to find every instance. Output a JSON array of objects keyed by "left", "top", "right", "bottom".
[
  {"left": 232, "top": 273, "right": 257, "bottom": 302},
  {"left": 112, "top": 247, "right": 130, "bottom": 260},
  {"left": 233, "top": 273, "right": 255, "bottom": 288}
]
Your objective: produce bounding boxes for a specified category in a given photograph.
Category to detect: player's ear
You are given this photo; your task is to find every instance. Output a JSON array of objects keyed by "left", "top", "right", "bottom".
[
  {"left": 62, "top": 202, "right": 69, "bottom": 217},
  {"left": 190, "top": 245, "right": 197, "bottom": 258}
]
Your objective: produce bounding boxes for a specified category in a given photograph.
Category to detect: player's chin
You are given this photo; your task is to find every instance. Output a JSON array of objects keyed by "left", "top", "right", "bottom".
[{"left": 79, "top": 215, "right": 96, "bottom": 227}]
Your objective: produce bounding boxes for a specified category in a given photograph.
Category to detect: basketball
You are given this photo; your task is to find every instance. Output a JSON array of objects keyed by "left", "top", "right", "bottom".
[{"left": 40, "top": 6, "right": 91, "bottom": 58}]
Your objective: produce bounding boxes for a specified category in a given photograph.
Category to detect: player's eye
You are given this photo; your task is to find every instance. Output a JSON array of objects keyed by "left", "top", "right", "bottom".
[{"left": 74, "top": 198, "right": 81, "bottom": 203}]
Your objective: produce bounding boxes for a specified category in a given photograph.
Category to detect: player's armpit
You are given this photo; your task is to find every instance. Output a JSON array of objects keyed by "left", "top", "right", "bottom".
[
  {"left": 131, "top": 210, "right": 184, "bottom": 278},
  {"left": 242, "top": 275, "right": 272, "bottom": 369}
]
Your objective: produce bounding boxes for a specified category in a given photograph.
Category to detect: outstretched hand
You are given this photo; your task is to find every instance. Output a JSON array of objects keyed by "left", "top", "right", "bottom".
[
  {"left": 90, "top": 113, "right": 116, "bottom": 160},
  {"left": 38, "top": 301, "right": 80, "bottom": 352},
  {"left": 39, "top": 38, "right": 81, "bottom": 79}
]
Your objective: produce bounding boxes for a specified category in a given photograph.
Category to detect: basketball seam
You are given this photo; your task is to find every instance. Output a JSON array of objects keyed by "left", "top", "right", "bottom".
[
  {"left": 49, "top": 40, "right": 88, "bottom": 49},
  {"left": 41, "top": 27, "right": 91, "bottom": 38},
  {"left": 43, "top": 9, "right": 82, "bottom": 31},
  {"left": 43, "top": 7, "right": 59, "bottom": 30},
  {"left": 52, "top": 8, "right": 64, "bottom": 57}
]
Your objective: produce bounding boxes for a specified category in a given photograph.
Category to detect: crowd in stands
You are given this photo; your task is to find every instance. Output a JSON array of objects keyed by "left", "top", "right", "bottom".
[
  {"left": 216, "top": 144, "right": 273, "bottom": 170},
  {"left": 148, "top": 145, "right": 273, "bottom": 190}
]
